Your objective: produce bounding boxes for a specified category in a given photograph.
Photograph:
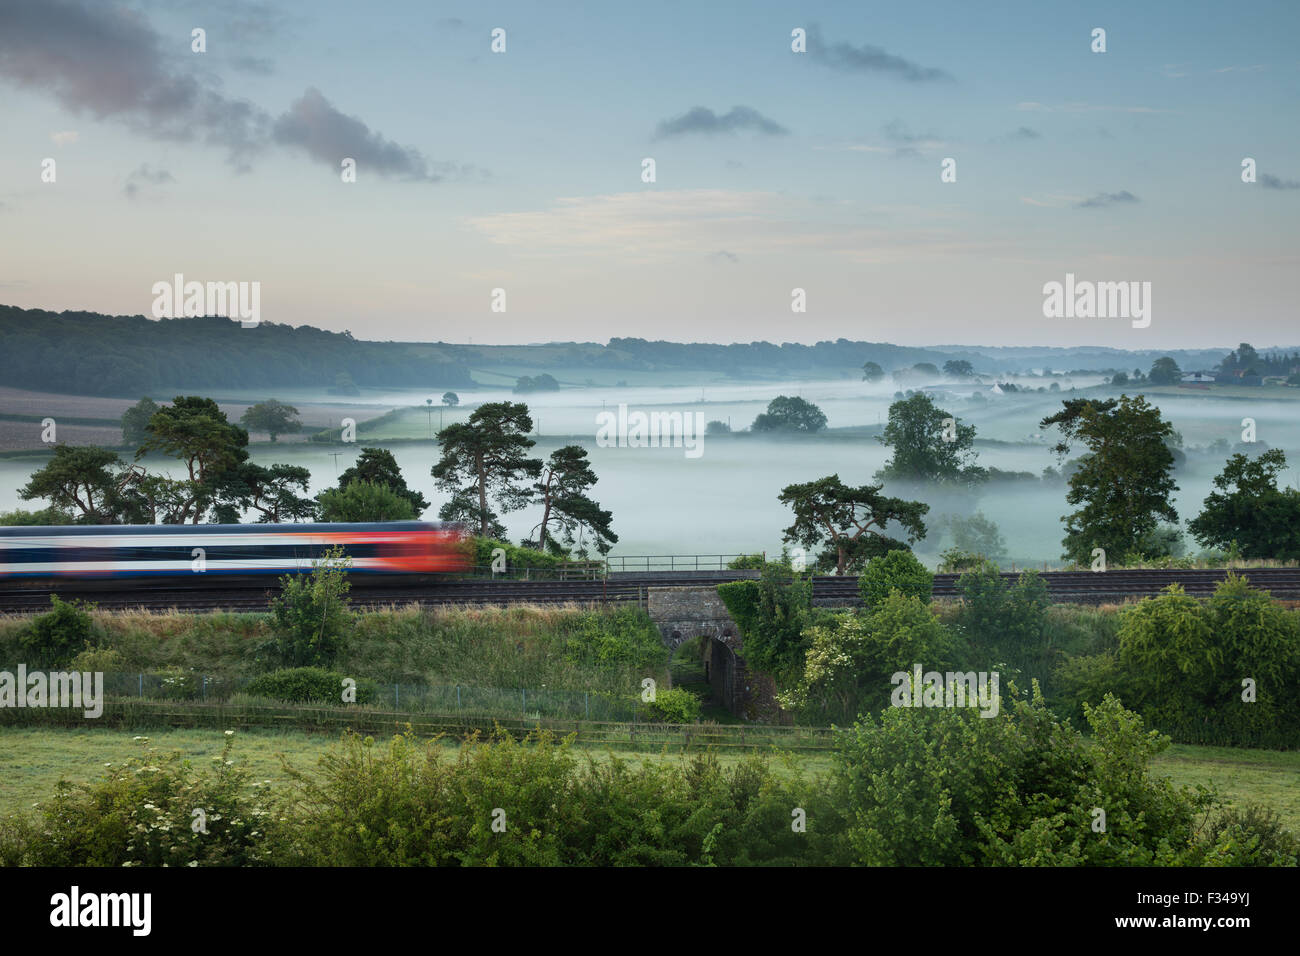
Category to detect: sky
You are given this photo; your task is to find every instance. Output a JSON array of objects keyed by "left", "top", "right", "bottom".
[{"left": 0, "top": 0, "right": 1297, "bottom": 349}]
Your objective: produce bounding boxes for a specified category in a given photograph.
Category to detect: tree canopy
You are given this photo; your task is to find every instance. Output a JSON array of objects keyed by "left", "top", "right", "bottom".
[
  {"left": 778, "top": 475, "right": 929, "bottom": 574},
  {"left": 1040, "top": 395, "right": 1179, "bottom": 564},
  {"left": 432, "top": 402, "right": 542, "bottom": 537},
  {"left": 752, "top": 396, "right": 828, "bottom": 433},
  {"left": 876, "top": 392, "right": 985, "bottom": 486}
]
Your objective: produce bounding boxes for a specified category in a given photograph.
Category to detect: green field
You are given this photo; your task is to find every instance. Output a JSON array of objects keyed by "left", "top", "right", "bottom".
[{"left": 3, "top": 726, "right": 1297, "bottom": 833}]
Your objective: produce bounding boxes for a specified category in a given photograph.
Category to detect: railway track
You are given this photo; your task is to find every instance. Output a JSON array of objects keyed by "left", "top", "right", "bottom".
[{"left": 1, "top": 567, "right": 1298, "bottom": 614}]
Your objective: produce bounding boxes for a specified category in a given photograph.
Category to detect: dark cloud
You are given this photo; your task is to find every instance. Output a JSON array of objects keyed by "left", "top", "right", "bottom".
[
  {"left": 0, "top": 0, "right": 461, "bottom": 181},
  {"left": 1006, "top": 126, "right": 1040, "bottom": 141},
  {"left": 124, "top": 164, "right": 175, "bottom": 199},
  {"left": 805, "top": 24, "right": 953, "bottom": 83},
  {"left": 1260, "top": 173, "right": 1300, "bottom": 190},
  {"left": 1076, "top": 190, "right": 1140, "bottom": 208},
  {"left": 0, "top": 0, "right": 270, "bottom": 167},
  {"left": 653, "top": 106, "right": 789, "bottom": 139},
  {"left": 273, "top": 88, "right": 471, "bottom": 181}
]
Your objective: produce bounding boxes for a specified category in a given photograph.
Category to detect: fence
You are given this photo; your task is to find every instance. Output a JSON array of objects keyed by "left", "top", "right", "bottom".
[
  {"left": 603, "top": 554, "right": 748, "bottom": 573},
  {"left": 0, "top": 697, "right": 839, "bottom": 751},
  {"left": 8, "top": 670, "right": 642, "bottom": 721}
]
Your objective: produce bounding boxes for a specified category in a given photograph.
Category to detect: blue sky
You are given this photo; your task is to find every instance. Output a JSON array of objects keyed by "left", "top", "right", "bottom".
[{"left": 1, "top": 0, "right": 1297, "bottom": 349}]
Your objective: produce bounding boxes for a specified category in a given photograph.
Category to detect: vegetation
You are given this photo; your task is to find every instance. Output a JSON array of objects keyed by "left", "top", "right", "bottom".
[
  {"left": 751, "top": 396, "right": 828, "bottom": 433},
  {"left": 1040, "top": 395, "right": 1180, "bottom": 564},
  {"left": 239, "top": 400, "right": 302, "bottom": 442},
  {"left": 876, "top": 392, "right": 985, "bottom": 486},
  {"left": 264, "top": 546, "right": 354, "bottom": 668},
  {"left": 433, "top": 402, "right": 541, "bottom": 538},
  {"left": 1188, "top": 449, "right": 1300, "bottom": 561},
  {"left": 0, "top": 306, "right": 470, "bottom": 397},
  {"left": 315, "top": 480, "right": 415, "bottom": 522},
  {"left": 777, "top": 474, "right": 928, "bottom": 574},
  {"left": 526, "top": 445, "right": 617, "bottom": 557}
]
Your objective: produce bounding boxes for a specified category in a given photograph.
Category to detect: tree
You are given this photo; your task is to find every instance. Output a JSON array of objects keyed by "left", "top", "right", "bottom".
[
  {"left": 705, "top": 420, "right": 730, "bottom": 435},
  {"left": 1040, "top": 396, "right": 1179, "bottom": 564},
  {"left": 442, "top": 391, "right": 460, "bottom": 407},
  {"left": 529, "top": 444, "right": 617, "bottom": 556},
  {"left": 942, "top": 360, "right": 974, "bottom": 378},
  {"left": 778, "top": 475, "right": 929, "bottom": 575},
  {"left": 137, "top": 396, "right": 250, "bottom": 523},
  {"left": 432, "top": 402, "right": 542, "bottom": 537},
  {"left": 337, "top": 447, "right": 429, "bottom": 516},
  {"left": 240, "top": 400, "right": 303, "bottom": 442},
  {"left": 940, "top": 511, "right": 1007, "bottom": 560},
  {"left": 330, "top": 372, "right": 360, "bottom": 396},
  {"left": 1188, "top": 449, "right": 1300, "bottom": 560},
  {"left": 513, "top": 374, "right": 559, "bottom": 393},
  {"left": 19, "top": 446, "right": 126, "bottom": 522},
  {"left": 1147, "top": 357, "right": 1182, "bottom": 386},
  {"left": 861, "top": 361, "right": 885, "bottom": 383},
  {"left": 876, "top": 392, "right": 985, "bottom": 485},
  {"left": 316, "top": 481, "right": 416, "bottom": 522},
  {"left": 751, "top": 396, "right": 828, "bottom": 433},
  {"left": 1111, "top": 371, "right": 1129, "bottom": 386},
  {"left": 120, "top": 397, "right": 160, "bottom": 448},
  {"left": 212, "top": 462, "right": 316, "bottom": 523}
]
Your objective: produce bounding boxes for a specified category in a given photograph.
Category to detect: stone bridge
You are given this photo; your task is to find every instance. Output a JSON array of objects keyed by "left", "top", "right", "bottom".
[{"left": 645, "top": 586, "right": 780, "bottom": 721}]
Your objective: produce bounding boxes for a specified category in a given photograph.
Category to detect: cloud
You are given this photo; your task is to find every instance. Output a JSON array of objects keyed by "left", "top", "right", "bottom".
[
  {"left": 710, "top": 250, "right": 739, "bottom": 264},
  {"left": 1259, "top": 173, "right": 1300, "bottom": 190},
  {"left": 0, "top": 0, "right": 450, "bottom": 181},
  {"left": 273, "top": 88, "right": 475, "bottom": 181},
  {"left": 0, "top": 0, "right": 271, "bottom": 167},
  {"left": 123, "top": 163, "right": 175, "bottom": 199},
  {"left": 653, "top": 106, "right": 789, "bottom": 139},
  {"left": 436, "top": 17, "right": 466, "bottom": 30},
  {"left": 804, "top": 24, "right": 952, "bottom": 83},
  {"left": 1076, "top": 190, "right": 1140, "bottom": 208},
  {"left": 49, "top": 130, "right": 78, "bottom": 146}
]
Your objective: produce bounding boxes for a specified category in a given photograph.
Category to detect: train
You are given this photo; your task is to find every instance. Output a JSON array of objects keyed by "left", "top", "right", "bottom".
[{"left": 0, "top": 521, "right": 471, "bottom": 589}]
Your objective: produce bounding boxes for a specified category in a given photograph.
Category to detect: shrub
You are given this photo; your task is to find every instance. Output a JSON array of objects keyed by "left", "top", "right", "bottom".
[
  {"left": 19, "top": 595, "right": 101, "bottom": 668},
  {"left": 18, "top": 734, "right": 285, "bottom": 866},
  {"left": 245, "top": 667, "right": 377, "bottom": 705},
  {"left": 859, "top": 550, "right": 933, "bottom": 610},
  {"left": 717, "top": 567, "right": 814, "bottom": 678},
  {"left": 832, "top": 689, "right": 1219, "bottom": 866},
  {"left": 266, "top": 546, "right": 353, "bottom": 668},
  {"left": 642, "top": 687, "right": 702, "bottom": 723}
]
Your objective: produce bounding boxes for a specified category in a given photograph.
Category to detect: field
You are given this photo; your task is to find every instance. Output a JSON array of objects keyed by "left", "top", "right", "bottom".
[{"left": 3, "top": 726, "right": 1297, "bottom": 833}]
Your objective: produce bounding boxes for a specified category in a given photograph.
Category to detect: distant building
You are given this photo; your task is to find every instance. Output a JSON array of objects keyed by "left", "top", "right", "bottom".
[{"left": 1181, "top": 371, "right": 1214, "bottom": 383}]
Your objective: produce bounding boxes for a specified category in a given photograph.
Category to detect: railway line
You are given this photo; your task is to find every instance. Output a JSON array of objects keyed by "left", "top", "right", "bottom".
[{"left": 2, "top": 567, "right": 1298, "bottom": 614}]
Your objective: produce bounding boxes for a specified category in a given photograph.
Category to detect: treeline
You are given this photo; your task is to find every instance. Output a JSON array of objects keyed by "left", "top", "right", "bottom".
[{"left": 0, "top": 307, "right": 472, "bottom": 397}]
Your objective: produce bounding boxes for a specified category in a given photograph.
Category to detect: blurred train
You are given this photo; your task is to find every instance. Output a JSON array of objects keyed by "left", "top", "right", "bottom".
[{"left": 0, "top": 522, "right": 470, "bottom": 589}]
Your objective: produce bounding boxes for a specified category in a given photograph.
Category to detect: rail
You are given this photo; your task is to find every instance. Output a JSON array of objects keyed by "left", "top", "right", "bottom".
[{"left": 603, "top": 554, "right": 748, "bottom": 572}]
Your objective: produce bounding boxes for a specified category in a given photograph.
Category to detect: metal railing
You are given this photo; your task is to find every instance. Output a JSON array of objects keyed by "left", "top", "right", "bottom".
[{"left": 603, "top": 554, "right": 748, "bottom": 573}]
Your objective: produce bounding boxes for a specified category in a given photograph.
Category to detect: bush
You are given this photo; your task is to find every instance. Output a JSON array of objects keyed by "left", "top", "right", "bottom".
[
  {"left": 859, "top": 550, "right": 933, "bottom": 610},
  {"left": 642, "top": 687, "right": 702, "bottom": 723},
  {"left": 717, "top": 566, "right": 814, "bottom": 678},
  {"left": 832, "top": 689, "right": 1221, "bottom": 865},
  {"left": 266, "top": 546, "right": 353, "bottom": 668},
  {"left": 20, "top": 595, "right": 101, "bottom": 668},
  {"left": 245, "top": 667, "right": 378, "bottom": 705},
  {"left": 16, "top": 734, "right": 285, "bottom": 866}
]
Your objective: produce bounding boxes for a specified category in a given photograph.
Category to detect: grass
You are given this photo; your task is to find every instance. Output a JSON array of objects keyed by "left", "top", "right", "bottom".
[{"left": 3, "top": 726, "right": 1297, "bottom": 833}]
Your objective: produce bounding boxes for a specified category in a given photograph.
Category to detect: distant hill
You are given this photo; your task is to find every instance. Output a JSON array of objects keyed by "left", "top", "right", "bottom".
[
  {"left": 0, "top": 306, "right": 474, "bottom": 397},
  {"left": 1, "top": 305, "right": 1268, "bottom": 397}
]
